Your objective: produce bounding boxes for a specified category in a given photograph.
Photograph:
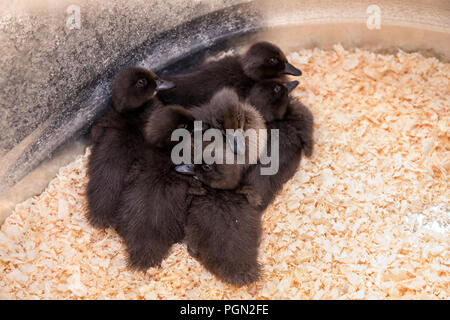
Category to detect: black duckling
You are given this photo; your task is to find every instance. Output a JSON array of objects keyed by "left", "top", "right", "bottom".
[
  {"left": 174, "top": 90, "right": 267, "bottom": 286},
  {"left": 113, "top": 104, "right": 206, "bottom": 271},
  {"left": 86, "top": 67, "right": 174, "bottom": 229},
  {"left": 242, "top": 97, "right": 315, "bottom": 211},
  {"left": 157, "top": 41, "right": 301, "bottom": 107}
]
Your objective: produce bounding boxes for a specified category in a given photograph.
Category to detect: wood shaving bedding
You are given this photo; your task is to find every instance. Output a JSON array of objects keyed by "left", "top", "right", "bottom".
[{"left": 0, "top": 44, "right": 449, "bottom": 299}]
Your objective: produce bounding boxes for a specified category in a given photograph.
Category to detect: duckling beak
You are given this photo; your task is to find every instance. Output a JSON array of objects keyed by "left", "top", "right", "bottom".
[
  {"left": 283, "top": 62, "right": 302, "bottom": 76},
  {"left": 155, "top": 79, "right": 176, "bottom": 91},
  {"left": 283, "top": 80, "right": 299, "bottom": 93},
  {"left": 175, "top": 164, "right": 195, "bottom": 175}
]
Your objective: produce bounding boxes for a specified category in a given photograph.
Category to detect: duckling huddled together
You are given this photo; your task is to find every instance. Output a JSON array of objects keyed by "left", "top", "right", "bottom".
[{"left": 86, "top": 41, "right": 314, "bottom": 286}]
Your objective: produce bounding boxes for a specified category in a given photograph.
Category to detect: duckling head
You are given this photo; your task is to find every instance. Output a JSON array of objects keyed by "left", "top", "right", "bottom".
[
  {"left": 247, "top": 79, "right": 299, "bottom": 122},
  {"left": 241, "top": 41, "right": 302, "bottom": 81},
  {"left": 175, "top": 157, "right": 244, "bottom": 190},
  {"left": 111, "top": 66, "right": 175, "bottom": 112}
]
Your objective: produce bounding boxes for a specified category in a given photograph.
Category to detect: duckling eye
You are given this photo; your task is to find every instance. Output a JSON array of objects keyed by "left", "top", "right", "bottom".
[
  {"left": 202, "top": 164, "right": 212, "bottom": 172},
  {"left": 136, "top": 78, "right": 147, "bottom": 87},
  {"left": 273, "top": 85, "right": 281, "bottom": 93},
  {"left": 268, "top": 57, "right": 279, "bottom": 65}
]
